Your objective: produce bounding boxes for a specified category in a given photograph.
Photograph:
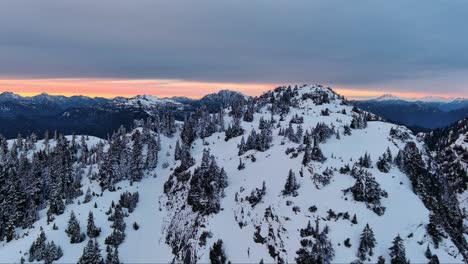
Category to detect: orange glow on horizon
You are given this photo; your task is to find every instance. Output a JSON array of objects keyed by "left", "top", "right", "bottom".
[{"left": 0, "top": 78, "right": 465, "bottom": 100}]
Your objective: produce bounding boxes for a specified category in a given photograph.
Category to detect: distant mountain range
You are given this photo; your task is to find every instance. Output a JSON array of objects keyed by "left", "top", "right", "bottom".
[
  {"left": 1, "top": 90, "right": 466, "bottom": 138},
  {"left": 0, "top": 90, "right": 248, "bottom": 139},
  {"left": 352, "top": 94, "right": 468, "bottom": 131}
]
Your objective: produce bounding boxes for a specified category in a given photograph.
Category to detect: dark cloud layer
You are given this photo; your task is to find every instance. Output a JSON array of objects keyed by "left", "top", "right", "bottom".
[{"left": 1, "top": 0, "right": 467, "bottom": 94}]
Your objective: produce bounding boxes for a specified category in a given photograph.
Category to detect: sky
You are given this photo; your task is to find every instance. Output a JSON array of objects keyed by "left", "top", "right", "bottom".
[{"left": 0, "top": 0, "right": 467, "bottom": 99}]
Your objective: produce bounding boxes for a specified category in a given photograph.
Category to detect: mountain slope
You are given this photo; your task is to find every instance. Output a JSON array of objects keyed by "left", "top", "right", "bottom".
[
  {"left": 352, "top": 97, "right": 468, "bottom": 130},
  {"left": 0, "top": 85, "right": 465, "bottom": 263}
]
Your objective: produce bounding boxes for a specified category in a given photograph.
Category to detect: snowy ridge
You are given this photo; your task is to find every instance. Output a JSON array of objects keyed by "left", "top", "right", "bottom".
[
  {"left": 0, "top": 84, "right": 465, "bottom": 263},
  {"left": 113, "top": 94, "right": 181, "bottom": 108},
  {"left": 373, "top": 93, "right": 467, "bottom": 103}
]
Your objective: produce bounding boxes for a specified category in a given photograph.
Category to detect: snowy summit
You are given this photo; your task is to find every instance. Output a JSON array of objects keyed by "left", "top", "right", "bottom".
[{"left": 0, "top": 84, "right": 465, "bottom": 264}]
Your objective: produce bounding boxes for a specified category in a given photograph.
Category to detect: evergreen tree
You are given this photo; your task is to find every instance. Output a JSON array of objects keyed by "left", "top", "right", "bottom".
[
  {"left": 377, "top": 154, "right": 390, "bottom": 173},
  {"left": 83, "top": 187, "right": 93, "bottom": 203},
  {"left": 209, "top": 239, "right": 227, "bottom": 264},
  {"left": 357, "top": 223, "right": 376, "bottom": 261},
  {"left": 351, "top": 214, "right": 358, "bottom": 224},
  {"left": 130, "top": 130, "right": 144, "bottom": 183},
  {"left": 302, "top": 142, "right": 312, "bottom": 165},
  {"left": 389, "top": 234, "right": 409, "bottom": 264},
  {"left": 145, "top": 135, "right": 159, "bottom": 170},
  {"left": 65, "top": 211, "right": 85, "bottom": 244},
  {"left": 87, "top": 211, "right": 101, "bottom": 238},
  {"left": 44, "top": 241, "right": 63, "bottom": 264},
  {"left": 187, "top": 149, "right": 228, "bottom": 215},
  {"left": 425, "top": 245, "right": 432, "bottom": 259},
  {"left": 174, "top": 140, "right": 181, "bottom": 161},
  {"left": 386, "top": 147, "right": 393, "bottom": 162},
  {"left": 237, "top": 158, "right": 245, "bottom": 170},
  {"left": 238, "top": 137, "right": 246, "bottom": 156},
  {"left": 296, "top": 220, "right": 335, "bottom": 264},
  {"left": 343, "top": 125, "right": 352, "bottom": 136},
  {"left": 29, "top": 230, "right": 47, "bottom": 262},
  {"left": 282, "top": 169, "right": 300, "bottom": 197},
  {"left": 311, "top": 139, "right": 326, "bottom": 162},
  {"left": 428, "top": 254, "right": 440, "bottom": 264},
  {"left": 78, "top": 239, "right": 104, "bottom": 264},
  {"left": 377, "top": 256, "right": 386, "bottom": 264}
]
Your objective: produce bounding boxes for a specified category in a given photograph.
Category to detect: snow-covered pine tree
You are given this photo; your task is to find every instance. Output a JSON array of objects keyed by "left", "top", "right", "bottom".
[
  {"left": 376, "top": 153, "right": 390, "bottom": 173},
  {"left": 311, "top": 138, "right": 326, "bottom": 163},
  {"left": 83, "top": 187, "right": 93, "bottom": 204},
  {"left": 282, "top": 169, "right": 300, "bottom": 196},
  {"left": 130, "top": 130, "right": 144, "bottom": 183},
  {"left": 389, "top": 234, "right": 409, "bottom": 264},
  {"left": 87, "top": 211, "right": 101, "bottom": 238},
  {"left": 357, "top": 223, "right": 376, "bottom": 261},
  {"left": 65, "top": 210, "right": 85, "bottom": 243},
  {"left": 209, "top": 239, "right": 228, "bottom": 264},
  {"left": 78, "top": 239, "right": 104, "bottom": 264},
  {"left": 28, "top": 230, "right": 47, "bottom": 262},
  {"left": 187, "top": 149, "right": 228, "bottom": 215}
]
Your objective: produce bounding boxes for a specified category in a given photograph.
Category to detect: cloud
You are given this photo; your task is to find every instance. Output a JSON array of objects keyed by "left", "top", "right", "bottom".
[{"left": 0, "top": 0, "right": 467, "bottom": 95}]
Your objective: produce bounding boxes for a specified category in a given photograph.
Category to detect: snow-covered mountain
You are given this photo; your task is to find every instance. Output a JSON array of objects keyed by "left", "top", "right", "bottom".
[
  {"left": 0, "top": 90, "right": 248, "bottom": 139},
  {"left": 372, "top": 94, "right": 467, "bottom": 104},
  {"left": 0, "top": 85, "right": 465, "bottom": 263},
  {"left": 353, "top": 95, "right": 468, "bottom": 130}
]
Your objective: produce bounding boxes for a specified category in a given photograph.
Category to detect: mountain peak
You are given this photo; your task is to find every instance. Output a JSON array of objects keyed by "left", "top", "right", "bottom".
[
  {"left": 0, "top": 91, "right": 22, "bottom": 100},
  {"left": 374, "top": 94, "right": 401, "bottom": 101}
]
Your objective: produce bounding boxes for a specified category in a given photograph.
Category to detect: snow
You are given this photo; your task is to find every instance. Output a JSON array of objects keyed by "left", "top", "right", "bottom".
[
  {"left": 0, "top": 84, "right": 464, "bottom": 263},
  {"left": 117, "top": 95, "right": 181, "bottom": 108},
  {"left": 372, "top": 94, "right": 467, "bottom": 103}
]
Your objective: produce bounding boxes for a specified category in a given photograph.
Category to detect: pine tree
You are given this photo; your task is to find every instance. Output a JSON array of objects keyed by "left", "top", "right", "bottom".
[
  {"left": 428, "top": 254, "right": 440, "bottom": 264},
  {"left": 209, "top": 239, "right": 227, "bottom": 264},
  {"left": 357, "top": 223, "right": 376, "bottom": 261},
  {"left": 377, "top": 154, "right": 390, "bottom": 173},
  {"left": 87, "top": 211, "right": 101, "bottom": 238},
  {"left": 112, "top": 247, "right": 120, "bottom": 264},
  {"left": 187, "top": 149, "right": 228, "bottom": 215},
  {"left": 145, "top": 135, "right": 159, "bottom": 170},
  {"left": 65, "top": 211, "right": 85, "bottom": 244},
  {"left": 427, "top": 215, "right": 443, "bottom": 249},
  {"left": 4, "top": 219, "right": 15, "bottom": 242},
  {"left": 311, "top": 138, "right": 326, "bottom": 162},
  {"left": 302, "top": 142, "right": 312, "bottom": 165},
  {"left": 238, "top": 137, "right": 246, "bottom": 156},
  {"left": 425, "top": 245, "right": 432, "bottom": 259},
  {"left": 83, "top": 187, "right": 93, "bottom": 203},
  {"left": 377, "top": 256, "right": 386, "bottom": 264},
  {"left": 106, "top": 245, "right": 114, "bottom": 264},
  {"left": 130, "top": 130, "right": 144, "bottom": 183},
  {"left": 282, "top": 169, "right": 300, "bottom": 197},
  {"left": 351, "top": 214, "right": 358, "bottom": 224},
  {"left": 237, "top": 158, "right": 245, "bottom": 170},
  {"left": 78, "top": 239, "right": 104, "bottom": 264},
  {"left": 296, "top": 220, "right": 335, "bottom": 264},
  {"left": 386, "top": 147, "right": 393, "bottom": 162},
  {"left": 29, "top": 230, "right": 47, "bottom": 262},
  {"left": 44, "top": 241, "right": 63, "bottom": 264},
  {"left": 389, "top": 234, "right": 409, "bottom": 264},
  {"left": 174, "top": 140, "right": 181, "bottom": 161}
]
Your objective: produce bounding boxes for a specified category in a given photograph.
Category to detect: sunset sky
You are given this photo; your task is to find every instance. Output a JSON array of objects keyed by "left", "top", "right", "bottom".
[{"left": 0, "top": 1, "right": 467, "bottom": 99}]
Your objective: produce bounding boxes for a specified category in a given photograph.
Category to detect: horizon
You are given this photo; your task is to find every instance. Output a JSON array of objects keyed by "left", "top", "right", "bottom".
[{"left": 1, "top": 79, "right": 466, "bottom": 101}]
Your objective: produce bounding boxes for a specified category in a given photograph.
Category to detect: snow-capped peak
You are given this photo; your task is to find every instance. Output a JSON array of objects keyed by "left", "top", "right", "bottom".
[
  {"left": 372, "top": 94, "right": 466, "bottom": 103},
  {"left": 115, "top": 94, "right": 181, "bottom": 108},
  {"left": 0, "top": 91, "right": 22, "bottom": 101},
  {"left": 374, "top": 94, "right": 402, "bottom": 101}
]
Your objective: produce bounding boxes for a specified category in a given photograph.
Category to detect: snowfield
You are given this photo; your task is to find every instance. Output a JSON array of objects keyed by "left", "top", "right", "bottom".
[{"left": 0, "top": 85, "right": 465, "bottom": 263}]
